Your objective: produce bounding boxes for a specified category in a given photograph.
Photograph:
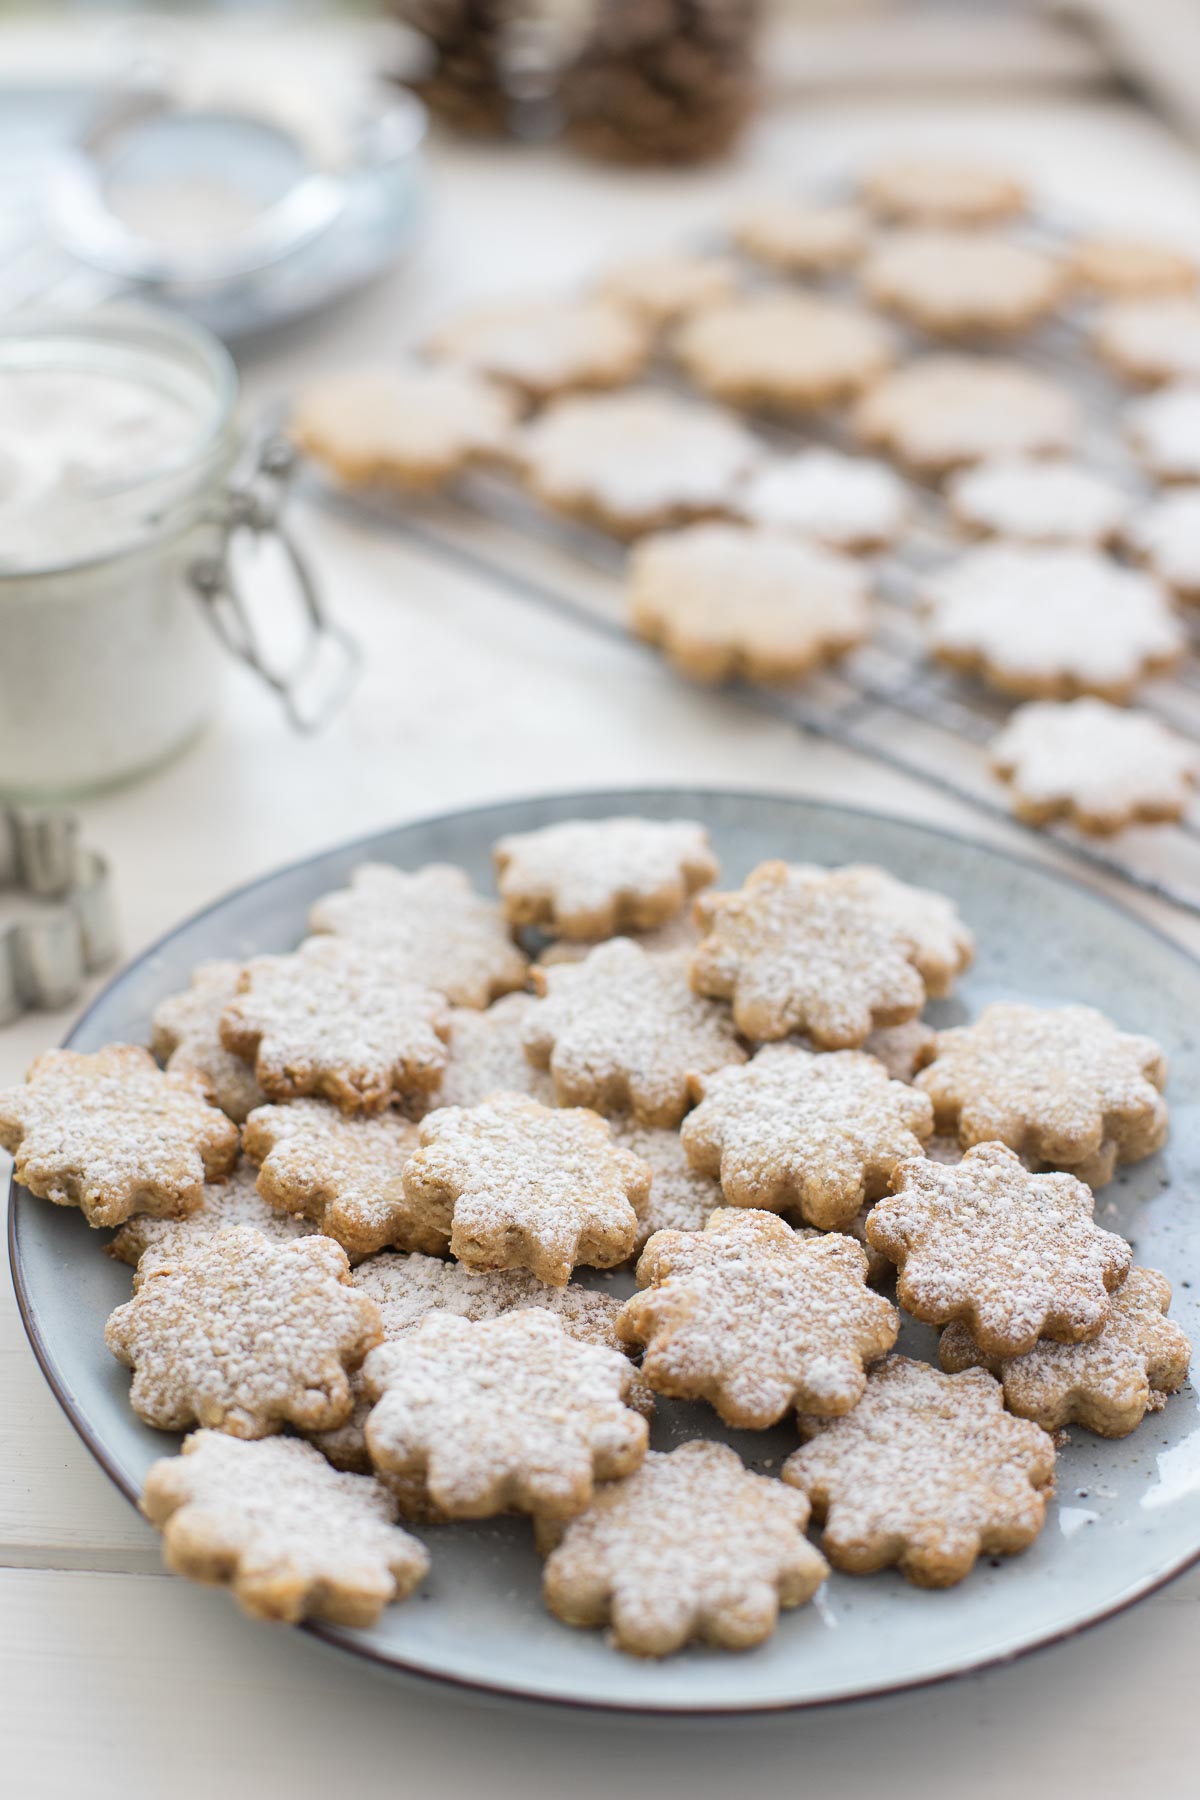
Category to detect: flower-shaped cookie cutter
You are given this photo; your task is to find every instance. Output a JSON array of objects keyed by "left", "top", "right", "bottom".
[{"left": 0, "top": 808, "right": 118, "bottom": 1026}]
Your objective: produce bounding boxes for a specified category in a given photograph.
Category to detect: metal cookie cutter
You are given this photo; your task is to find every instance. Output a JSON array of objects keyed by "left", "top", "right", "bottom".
[{"left": 0, "top": 809, "right": 119, "bottom": 1026}]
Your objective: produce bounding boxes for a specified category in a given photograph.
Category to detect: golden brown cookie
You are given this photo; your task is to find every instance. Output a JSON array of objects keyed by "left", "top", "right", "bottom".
[
  {"left": 540, "top": 1440, "right": 828, "bottom": 1656},
  {"left": 107, "top": 1161, "right": 313, "bottom": 1269},
  {"left": 735, "top": 448, "right": 910, "bottom": 552},
  {"left": 731, "top": 197, "right": 868, "bottom": 275},
  {"left": 681, "top": 1044, "right": 933, "bottom": 1229},
  {"left": 609, "top": 1117, "right": 723, "bottom": 1253},
  {"left": 619, "top": 1209, "right": 898, "bottom": 1426},
  {"left": 525, "top": 940, "right": 746, "bottom": 1128},
  {"left": 806, "top": 862, "right": 974, "bottom": 999},
  {"left": 938, "top": 1266, "right": 1192, "bottom": 1437},
  {"left": 628, "top": 522, "right": 872, "bottom": 684},
  {"left": 946, "top": 457, "right": 1132, "bottom": 547},
  {"left": 105, "top": 1225, "right": 381, "bottom": 1437},
  {"left": 674, "top": 292, "right": 895, "bottom": 410},
  {"left": 308, "top": 862, "right": 528, "bottom": 1008},
  {"left": 433, "top": 993, "right": 557, "bottom": 1110},
  {"left": 241, "top": 1100, "right": 427, "bottom": 1260},
  {"left": 494, "top": 815, "right": 717, "bottom": 940},
  {"left": 1068, "top": 235, "right": 1198, "bottom": 299},
  {"left": 866, "top": 1144, "right": 1133, "bottom": 1355},
  {"left": 783, "top": 1355, "right": 1054, "bottom": 1587},
  {"left": 364, "top": 1308, "right": 647, "bottom": 1519},
  {"left": 859, "top": 158, "right": 1026, "bottom": 227},
  {"left": 141, "top": 1430, "right": 429, "bottom": 1626},
  {"left": 0, "top": 1044, "right": 238, "bottom": 1229},
  {"left": 990, "top": 699, "right": 1197, "bottom": 834},
  {"left": 401, "top": 1092, "right": 645, "bottom": 1284},
  {"left": 289, "top": 361, "right": 517, "bottom": 490},
  {"left": 1094, "top": 297, "right": 1200, "bottom": 385},
  {"left": 863, "top": 231, "right": 1062, "bottom": 336},
  {"left": 428, "top": 296, "right": 650, "bottom": 401},
  {"left": 594, "top": 252, "right": 742, "bottom": 326},
  {"left": 854, "top": 355, "right": 1078, "bottom": 474},
  {"left": 913, "top": 1001, "right": 1168, "bottom": 1184},
  {"left": 220, "top": 937, "right": 450, "bottom": 1115},
  {"left": 536, "top": 911, "right": 702, "bottom": 968},
  {"left": 151, "top": 961, "right": 265, "bottom": 1124},
  {"left": 862, "top": 1019, "right": 937, "bottom": 1082},
  {"left": 1126, "top": 381, "right": 1200, "bottom": 482}
]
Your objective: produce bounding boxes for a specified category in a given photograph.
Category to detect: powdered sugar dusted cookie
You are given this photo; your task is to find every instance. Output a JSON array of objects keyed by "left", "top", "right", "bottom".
[
  {"left": 513, "top": 388, "right": 760, "bottom": 537},
  {"left": 241, "top": 1100, "right": 427, "bottom": 1260},
  {"left": 402, "top": 1092, "right": 645, "bottom": 1284},
  {"left": 220, "top": 937, "right": 450, "bottom": 1115},
  {"left": 689, "top": 861, "right": 932, "bottom": 1046},
  {"left": 991, "top": 698, "right": 1196, "bottom": 833},
  {"left": 863, "top": 231, "right": 1062, "bottom": 336},
  {"left": 525, "top": 941, "right": 746, "bottom": 1127},
  {"left": 855, "top": 355, "right": 1077, "bottom": 474},
  {"left": 289, "top": 361, "right": 517, "bottom": 490},
  {"left": 595, "top": 252, "right": 742, "bottom": 326},
  {"left": 811, "top": 862, "right": 974, "bottom": 999},
  {"left": 364, "top": 1309, "right": 647, "bottom": 1519},
  {"left": 783, "top": 1355, "right": 1054, "bottom": 1587},
  {"left": 924, "top": 544, "right": 1184, "bottom": 701},
  {"left": 620, "top": 1209, "right": 898, "bottom": 1426},
  {"left": 947, "top": 458, "right": 1132, "bottom": 547},
  {"left": 674, "top": 293, "right": 895, "bottom": 411},
  {"left": 913, "top": 1001, "right": 1168, "bottom": 1184},
  {"left": 859, "top": 158, "right": 1026, "bottom": 227},
  {"left": 1069, "top": 235, "right": 1197, "bottom": 299},
  {"left": 681, "top": 1044, "right": 933, "bottom": 1229},
  {"left": 628, "top": 523, "right": 872, "bottom": 684},
  {"left": 1126, "top": 487, "right": 1200, "bottom": 600},
  {"left": 731, "top": 197, "right": 868, "bottom": 275},
  {"left": 308, "top": 862, "right": 527, "bottom": 1008},
  {"left": 494, "top": 815, "right": 717, "bottom": 940},
  {"left": 1126, "top": 382, "right": 1200, "bottom": 481},
  {"left": 1095, "top": 297, "right": 1200, "bottom": 384},
  {"left": 107, "top": 1161, "right": 313, "bottom": 1269},
  {"left": 939, "top": 1266, "right": 1192, "bottom": 1437},
  {"left": 142, "top": 1431, "right": 428, "bottom": 1625},
  {"left": 433, "top": 994, "right": 556, "bottom": 1109},
  {"left": 610, "top": 1118, "right": 723, "bottom": 1253},
  {"left": 0, "top": 1044, "right": 238, "bottom": 1229},
  {"left": 540, "top": 1440, "right": 827, "bottom": 1656},
  {"left": 735, "top": 448, "right": 909, "bottom": 551},
  {"left": 152, "top": 961, "right": 265, "bottom": 1124},
  {"left": 537, "top": 910, "right": 701, "bottom": 968},
  {"left": 866, "top": 1144, "right": 1132, "bottom": 1354},
  {"left": 105, "top": 1225, "right": 381, "bottom": 1437},
  {"left": 428, "top": 297, "right": 650, "bottom": 400}
]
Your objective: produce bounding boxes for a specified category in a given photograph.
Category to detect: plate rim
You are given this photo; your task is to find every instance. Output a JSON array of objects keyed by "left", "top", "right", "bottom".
[{"left": 9, "top": 783, "right": 1200, "bottom": 1716}]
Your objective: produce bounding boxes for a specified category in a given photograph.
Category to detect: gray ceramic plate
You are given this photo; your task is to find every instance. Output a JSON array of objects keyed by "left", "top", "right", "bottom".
[{"left": 10, "top": 790, "right": 1200, "bottom": 1714}]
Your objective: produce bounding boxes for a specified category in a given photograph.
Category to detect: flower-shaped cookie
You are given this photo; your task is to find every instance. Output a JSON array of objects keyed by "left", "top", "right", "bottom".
[
  {"left": 364, "top": 1309, "right": 647, "bottom": 1519},
  {"left": 735, "top": 448, "right": 909, "bottom": 552},
  {"left": 628, "top": 522, "right": 872, "bottom": 684},
  {"left": 105, "top": 1225, "right": 381, "bottom": 1438},
  {"left": 855, "top": 356, "right": 1078, "bottom": 474},
  {"left": 731, "top": 197, "right": 868, "bottom": 275},
  {"left": 808, "top": 862, "right": 974, "bottom": 999},
  {"left": 947, "top": 458, "right": 1131, "bottom": 548},
  {"left": 0, "top": 1044, "right": 238, "bottom": 1228},
  {"left": 152, "top": 960, "right": 265, "bottom": 1123},
  {"left": 1069, "top": 236, "right": 1198, "bottom": 300},
  {"left": 863, "top": 231, "right": 1062, "bottom": 336},
  {"left": 859, "top": 158, "right": 1026, "bottom": 226},
  {"left": 1126, "top": 487, "right": 1200, "bottom": 602},
  {"left": 674, "top": 292, "right": 895, "bottom": 410},
  {"left": 308, "top": 862, "right": 528, "bottom": 1008},
  {"left": 142, "top": 1431, "right": 429, "bottom": 1626},
  {"left": 990, "top": 699, "right": 1196, "bottom": 834},
  {"left": 220, "top": 937, "right": 450, "bottom": 1115},
  {"left": 428, "top": 296, "right": 650, "bottom": 400},
  {"left": 493, "top": 815, "right": 717, "bottom": 940},
  {"left": 620, "top": 1209, "right": 898, "bottom": 1426},
  {"left": 401, "top": 1093, "right": 646, "bottom": 1284},
  {"left": 681, "top": 1045, "right": 933, "bottom": 1229},
  {"left": 914, "top": 1001, "right": 1168, "bottom": 1183},
  {"left": 1094, "top": 296, "right": 1200, "bottom": 384},
  {"left": 433, "top": 994, "right": 557, "bottom": 1110},
  {"left": 595, "top": 252, "right": 742, "bottom": 326},
  {"left": 866, "top": 1144, "right": 1132, "bottom": 1355},
  {"left": 525, "top": 941, "right": 746, "bottom": 1128},
  {"left": 609, "top": 1118, "right": 723, "bottom": 1253},
  {"left": 939, "top": 1266, "right": 1192, "bottom": 1437},
  {"left": 688, "top": 861, "right": 930, "bottom": 1045},
  {"left": 540, "top": 1440, "right": 828, "bottom": 1657},
  {"left": 107, "top": 1161, "right": 313, "bottom": 1268},
  {"left": 1126, "top": 382, "right": 1200, "bottom": 481},
  {"left": 783, "top": 1356, "right": 1055, "bottom": 1587},
  {"left": 289, "top": 360, "right": 517, "bottom": 490},
  {"left": 241, "top": 1101, "right": 427, "bottom": 1260}
]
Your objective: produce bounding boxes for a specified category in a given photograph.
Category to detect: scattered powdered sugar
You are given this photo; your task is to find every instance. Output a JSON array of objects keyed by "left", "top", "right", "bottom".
[
  {"left": 493, "top": 815, "right": 717, "bottom": 940},
  {"left": 991, "top": 698, "right": 1197, "bottom": 832},
  {"left": 948, "top": 457, "right": 1132, "bottom": 545},
  {"left": 863, "top": 231, "right": 1061, "bottom": 333},
  {"left": 1095, "top": 296, "right": 1200, "bottom": 382},
  {"left": 241, "top": 1100, "right": 427, "bottom": 1260},
  {"left": 855, "top": 356, "right": 1077, "bottom": 472},
  {"left": 0, "top": 1043, "right": 238, "bottom": 1228},
  {"left": 308, "top": 862, "right": 528, "bottom": 1008},
  {"left": 540, "top": 1440, "right": 827, "bottom": 1657},
  {"left": 735, "top": 448, "right": 909, "bottom": 549},
  {"left": 151, "top": 960, "right": 265, "bottom": 1123},
  {"left": 429, "top": 297, "right": 649, "bottom": 398},
  {"left": 783, "top": 1355, "right": 1055, "bottom": 1587},
  {"left": 1126, "top": 382, "right": 1200, "bottom": 480},
  {"left": 608, "top": 1117, "right": 722, "bottom": 1251},
  {"left": 105, "top": 1224, "right": 380, "bottom": 1438},
  {"left": 290, "top": 360, "right": 517, "bottom": 488},
  {"left": 525, "top": 941, "right": 746, "bottom": 1127},
  {"left": 939, "top": 1265, "right": 1191, "bottom": 1436},
  {"left": 1126, "top": 487, "right": 1200, "bottom": 598},
  {"left": 867, "top": 1144, "right": 1133, "bottom": 1356},
  {"left": 364, "top": 1308, "right": 646, "bottom": 1519},
  {"left": 682, "top": 1044, "right": 933, "bottom": 1228},
  {"left": 107, "top": 1160, "right": 313, "bottom": 1268},
  {"left": 141, "top": 1430, "right": 428, "bottom": 1626},
  {"left": 220, "top": 936, "right": 451, "bottom": 1115},
  {"left": 622, "top": 1208, "right": 898, "bottom": 1426},
  {"left": 432, "top": 994, "right": 557, "bottom": 1109}
]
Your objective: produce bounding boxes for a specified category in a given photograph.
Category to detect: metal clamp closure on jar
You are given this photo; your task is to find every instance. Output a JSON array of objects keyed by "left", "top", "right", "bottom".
[{"left": 0, "top": 809, "right": 119, "bottom": 1026}]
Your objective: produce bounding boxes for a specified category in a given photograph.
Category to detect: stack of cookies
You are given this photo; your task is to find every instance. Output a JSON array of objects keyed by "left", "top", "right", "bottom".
[
  {"left": 2, "top": 815, "right": 1190, "bottom": 1657},
  {"left": 293, "top": 150, "right": 1200, "bottom": 840}
]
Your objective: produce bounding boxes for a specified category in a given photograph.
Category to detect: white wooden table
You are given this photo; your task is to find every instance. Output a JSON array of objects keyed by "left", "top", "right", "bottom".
[{"left": 4, "top": 34, "right": 1200, "bottom": 1796}]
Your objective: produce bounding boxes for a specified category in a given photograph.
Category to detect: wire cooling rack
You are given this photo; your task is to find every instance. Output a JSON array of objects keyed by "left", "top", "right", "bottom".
[{"left": 304, "top": 211, "right": 1200, "bottom": 917}]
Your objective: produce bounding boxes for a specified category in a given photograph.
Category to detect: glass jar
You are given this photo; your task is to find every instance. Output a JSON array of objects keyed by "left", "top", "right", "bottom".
[{"left": 0, "top": 307, "right": 356, "bottom": 801}]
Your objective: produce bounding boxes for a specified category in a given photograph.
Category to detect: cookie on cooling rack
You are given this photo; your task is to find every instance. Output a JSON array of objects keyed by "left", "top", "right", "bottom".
[
  {"left": 990, "top": 699, "right": 1197, "bottom": 834},
  {"left": 735, "top": 448, "right": 910, "bottom": 551},
  {"left": 1126, "top": 382, "right": 1200, "bottom": 481},
  {"left": 854, "top": 355, "right": 1078, "bottom": 473},
  {"left": 1126, "top": 488, "right": 1200, "bottom": 601},
  {"left": 946, "top": 458, "right": 1132, "bottom": 547},
  {"left": 289, "top": 361, "right": 518, "bottom": 490},
  {"left": 863, "top": 231, "right": 1062, "bottom": 336},
  {"left": 1095, "top": 297, "right": 1200, "bottom": 385},
  {"left": 594, "top": 252, "right": 742, "bottom": 326},
  {"left": 858, "top": 157, "right": 1026, "bottom": 227},
  {"left": 1068, "top": 236, "right": 1198, "bottom": 300},
  {"left": 428, "top": 296, "right": 651, "bottom": 401},
  {"left": 730, "top": 196, "right": 868, "bottom": 275},
  {"left": 674, "top": 292, "right": 895, "bottom": 410}
]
